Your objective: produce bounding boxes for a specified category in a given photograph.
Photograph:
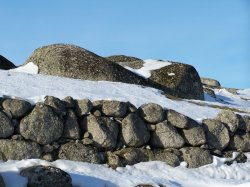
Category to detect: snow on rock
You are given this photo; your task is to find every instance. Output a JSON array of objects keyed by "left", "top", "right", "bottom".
[
  {"left": 9, "top": 62, "right": 38, "bottom": 74},
  {"left": 0, "top": 156, "right": 250, "bottom": 187},
  {"left": 0, "top": 70, "right": 220, "bottom": 121},
  {"left": 238, "top": 89, "right": 250, "bottom": 100},
  {"left": 125, "top": 59, "right": 172, "bottom": 78}
]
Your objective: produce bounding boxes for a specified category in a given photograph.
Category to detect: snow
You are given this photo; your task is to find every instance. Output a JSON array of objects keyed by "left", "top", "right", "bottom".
[
  {"left": 124, "top": 59, "right": 172, "bottom": 78},
  {"left": 168, "top": 73, "right": 175, "bottom": 76},
  {"left": 0, "top": 64, "right": 250, "bottom": 186},
  {"left": 1, "top": 155, "right": 250, "bottom": 187},
  {"left": 9, "top": 62, "right": 38, "bottom": 74},
  {"left": 0, "top": 69, "right": 221, "bottom": 122}
]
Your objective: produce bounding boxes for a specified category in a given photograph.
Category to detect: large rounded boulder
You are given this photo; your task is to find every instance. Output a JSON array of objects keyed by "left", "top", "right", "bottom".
[
  {"left": 0, "top": 55, "right": 16, "bottom": 70},
  {"left": 150, "top": 63, "right": 204, "bottom": 100},
  {"left": 19, "top": 103, "right": 64, "bottom": 145},
  {"left": 25, "top": 44, "right": 148, "bottom": 86}
]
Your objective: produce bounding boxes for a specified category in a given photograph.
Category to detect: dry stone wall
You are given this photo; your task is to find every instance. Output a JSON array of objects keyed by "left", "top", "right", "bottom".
[{"left": 0, "top": 96, "right": 249, "bottom": 168}]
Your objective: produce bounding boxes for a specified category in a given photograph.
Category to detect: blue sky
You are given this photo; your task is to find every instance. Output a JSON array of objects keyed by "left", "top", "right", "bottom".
[{"left": 0, "top": 0, "right": 249, "bottom": 88}]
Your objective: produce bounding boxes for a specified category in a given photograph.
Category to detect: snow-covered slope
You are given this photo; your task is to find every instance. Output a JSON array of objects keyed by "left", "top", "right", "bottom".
[
  {"left": 1, "top": 155, "right": 250, "bottom": 187},
  {"left": 1, "top": 63, "right": 250, "bottom": 187}
]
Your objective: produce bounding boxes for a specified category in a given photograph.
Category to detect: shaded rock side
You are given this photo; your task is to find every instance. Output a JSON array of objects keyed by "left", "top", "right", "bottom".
[
  {"left": 0, "top": 55, "right": 16, "bottom": 70},
  {"left": 0, "top": 111, "right": 14, "bottom": 138}
]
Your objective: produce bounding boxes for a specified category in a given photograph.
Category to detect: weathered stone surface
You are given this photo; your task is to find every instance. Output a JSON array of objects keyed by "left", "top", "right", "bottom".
[
  {"left": 62, "top": 96, "right": 76, "bottom": 108},
  {"left": 83, "top": 115, "right": 119, "bottom": 150},
  {"left": 0, "top": 111, "right": 14, "bottom": 138},
  {"left": 0, "top": 174, "right": 5, "bottom": 187},
  {"left": 150, "top": 63, "right": 204, "bottom": 100},
  {"left": 202, "top": 119, "right": 230, "bottom": 150},
  {"left": 19, "top": 104, "right": 64, "bottom": 145},
  {"left": 151, "top": 149, "right": 180, "bottom": 167},
  {"left": 58, "top": 142, "right": 101, "bottom": 163},
  {"left": 150, "top": 121, "right": 185, "bottom": 149},
  {"left": 224, "top": 152, "right": 247, "bottom": 165},
  {"left": 139, "top": 103, "right": 164, "bottom": 124},
  {"left": 2, "top": 99, "right": 31, "bottom": 118},
  {"left": 75, "top": 99, "right": 93, "bottom": 117},
  {"left": 102, "top": 100, "right": 128, "bottom": 118},
  {"left": 181, "top": 121, "right": 206, "bottom": 146},
  {"left": 62, "top": 109, "right": 81, "bottom": 139},
  {"left": 228, "top": 132, "right": 250, "bottom": 151},
  {"left": 216, "top": 110, "right": 239, "bottom": 133},
  {"left": 0, "top": 140, "right": 41, "bottom": 160},
  {"left": 203, "top": 87, "right": 216, "bottom": 98},
  {"left": 113, "top": 148, "right": 149, "bottom": 166},
  {"left": 181, "top": 147, "right": 213, "bottom": 168},
  {"left": 167, "top": 109, "right": 190, "bottom": 129},
  {"left": 25, "top": 44, "right": 148, "bottom": 86},
  {"left": 201, "top": 77, "right": 221, "bottom": 87},
  {"left": 0, "top": 55, "right": 16, "bottom": 70},
  {"left": 238, "top": 115, "right": 250, "bottom": 132},
  {"left": 20, "top": 165, "right": 72, "bottom": 187},
  {"left": 121, "top": 113, "right": 150, "bottom": 147},
  {"left": 106, "top": 151, "right": 123, "bottom": 169},
  {"left": 106, "top": 55, "right": 142, "bottom": 63},
  {"left": 44, "top": 96, "right": 66, "bottom": 117}
]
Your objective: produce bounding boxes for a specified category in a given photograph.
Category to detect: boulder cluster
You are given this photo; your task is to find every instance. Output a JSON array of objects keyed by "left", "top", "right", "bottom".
[{"left": 0, "top": 96, "right": 249, "bottom": 170}]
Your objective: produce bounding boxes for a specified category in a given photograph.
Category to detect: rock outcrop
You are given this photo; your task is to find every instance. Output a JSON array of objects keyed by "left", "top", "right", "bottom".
[{"left": 0, "top": 55, "right": 16, "bottom": 70}]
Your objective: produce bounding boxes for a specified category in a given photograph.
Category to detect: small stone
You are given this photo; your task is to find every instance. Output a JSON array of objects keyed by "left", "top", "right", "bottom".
[
  {"left": 44, "top": 96, "right": 67, "bottom": 118},
  {"left": 82, "top": 138, "right": 93, "bottom": 145},
  {"left": 138, "top": 103, "right": 165, "bottom": 123},
  {"left": 83, "top": 132, "right": 90, "bottom": 138},
  {"left": 228, "top": 132, "right": 250, "bottom": 151},
  {"left": 62, "top": 96, "right": 76, "bottom": 108},
  {"left": 0, "top": 111, "right": 14, "bottom": 138},
  {"left": 216, "top": 110, "right": 239, "bottom": 133},
  {"left": 93, "top": 109, "right": 102, "bottom": 117},
  {"left": 106, "top": 151, "right": 123, "bottom": 169},
  {"left": 146, "top": 124, "right": 156, "bottom": 131},
  {"left": 75, "top": 99, "right": 93, "bottom": 117},
  {"left": 167, "top": 109, "right": 190, "bottom": 128},
  {"left": 102, "top": 100, "right": 128, "bottom": 118},
  {"left": 62, "top": 109, "right": 81, "bottom": 139},
  {"left": 42, "top": 154, "right": 54, "bottom": 162}
]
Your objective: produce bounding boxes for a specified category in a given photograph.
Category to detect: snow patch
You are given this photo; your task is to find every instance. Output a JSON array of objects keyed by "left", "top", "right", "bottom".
[
  {"left": 9, "top": 62, "right": 38, "bottom": 74},
  {"left": 125, "top": 59, "right": 172, "bottom": 78}
]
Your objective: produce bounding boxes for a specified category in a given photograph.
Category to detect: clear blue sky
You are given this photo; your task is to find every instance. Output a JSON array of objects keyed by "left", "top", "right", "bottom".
[{"left": 0, "top": 0, "right": 249, "bottom": 88}]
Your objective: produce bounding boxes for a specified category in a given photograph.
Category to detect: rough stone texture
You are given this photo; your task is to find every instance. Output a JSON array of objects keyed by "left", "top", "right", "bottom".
[
  {"left": 113, "top": 148, "right": 149, "bottom": 166},
  {"left": 20, "top": 165, "right": 72, "bottom": 187},
  {"left": 238, "top": 115, "right": 250, "bottom": 132},
  {"left": 216, "top": 110, "right": 239, "bottom": 133},
  {"left": 83, "top": 115, "right": 119, "bottom": 150},
  {"left": 75, "top": 99, "right": 93, "bottom": 117},
  {"left": 2, "top": 99, "right": 31, "bottom": 118},
  {"left": 121, "top": 113, "right": 150, "bottom": 147},
  {"left": 228, "top": 132, "right": 250, "bottom": 151},
  {"left": 0, "top": 174, "right": 5, "bottom": 187},
  {"left": 106, "top": 151, "right": 123, "bottom": 169},
  {"left": 0, "top": 55, "right": 16, "bottom": 70},
  {"left": 0, "top": 140, "right": 41, "bottom": 160},
  {"left": 19, "top": 104, "right": 64, "bottom": 145},
  {"left": 224, "top": 152, "right": 247, "bottom": 165},
  {"left": 201, "top": 77, "right": 221, "bottom": 87},
  {"left": 181, "top": 147, "right": 213, "bottom": 168},
  {"left": 181, "top": 121, "right": 206, "bottom": 146},
  {"left": 138, "top": 103, "right": 165, "bottom": 124},
  {"left": 62, "top": 96, "right": 76, "bottom": 108},
  {"left": 106, "top": 55, "right": 142, "bottom": 63},
  {"left": 0, "top": 111, "right": 14, "bottom": 138},
  {"left": 202, "top": 119, "right": 230, "bottom": 150},
  {"left": 58, "top": 142, "right": 101, "bottom": 163},
  {"left": 203, "top": 87, "right": 216, "bottom": 98},
  {"left": 102, "top": 100, "right": 128, "bottom": 118},
  {"left": 62, "top": 109, "right": 81, "bottom": 139},
  {"left": 116, "top": 61, "right": 144, "bottom": 69},
  {"left": 150, "top": 121, "right": 185, "bottom": 149},
  {"left": 25, "top": 44, "right": 148, "bottom": 86},
  {"left": 44, "top": 96, "right": 66, "bottom": 117},
  {"left": 150, "top": 63, "right": 204, "bottom": 100},
  {"left": 151, "top": 149, "right": 180, "bottom": 167},
  {"left": 167, "top": 109, "right": 190, "bottom": 129}
]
